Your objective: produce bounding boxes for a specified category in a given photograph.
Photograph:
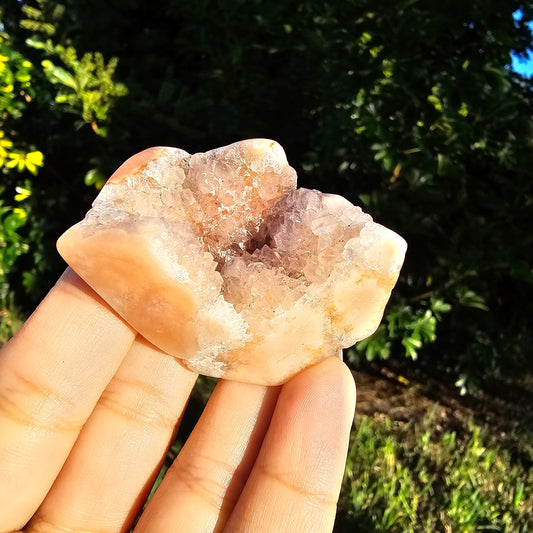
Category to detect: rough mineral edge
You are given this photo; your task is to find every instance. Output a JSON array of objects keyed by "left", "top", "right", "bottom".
[{"left": 57, "top": 139, "right": 407, "bottom": 385}]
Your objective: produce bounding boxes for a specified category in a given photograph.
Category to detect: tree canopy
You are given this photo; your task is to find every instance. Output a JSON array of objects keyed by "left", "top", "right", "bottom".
[{"left": 1, "top": 0, "right": 532, "bottom": 388}]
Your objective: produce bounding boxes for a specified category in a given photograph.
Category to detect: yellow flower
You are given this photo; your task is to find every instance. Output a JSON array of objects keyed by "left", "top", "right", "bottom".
[
  {"left": 0, "top": 54, "right": 8, "bottom": 73},
  {"left": 0, "top": 131, "right": 13, "bottom": 160},
  {"left": 6, "top": 152, "right": 26, "bottom": 171},
  {"left": 6, "top": 150, "right": 44, "bottom": 174},
  {"left": 12, "top": 207, "right": 28, "bottom": 221},
  {"left": 15, "top": 186, "right": 31, "bottom": 202},
  {"left": 26, "top": 151, "right": 44, "bottom": 172}
]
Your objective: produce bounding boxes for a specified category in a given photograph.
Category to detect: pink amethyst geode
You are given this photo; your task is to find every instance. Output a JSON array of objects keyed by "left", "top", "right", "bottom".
[{"left": 57, "top": 139, "right": 406, "bottom": 385}]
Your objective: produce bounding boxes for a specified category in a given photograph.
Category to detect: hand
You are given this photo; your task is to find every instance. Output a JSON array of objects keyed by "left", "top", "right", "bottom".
[{"left": 0, "top": 269, "right": 356, "bottom": 533}]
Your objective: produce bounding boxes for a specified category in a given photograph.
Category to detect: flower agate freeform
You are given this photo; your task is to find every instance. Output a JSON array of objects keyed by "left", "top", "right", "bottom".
[{"left": 57, "top": 139, "right": 406, "bottom": 385}]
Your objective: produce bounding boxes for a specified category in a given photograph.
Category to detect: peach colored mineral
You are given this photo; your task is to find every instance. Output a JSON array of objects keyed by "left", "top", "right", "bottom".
[{"left": 57, "top": 139, "right": 407, "bottom": 385}]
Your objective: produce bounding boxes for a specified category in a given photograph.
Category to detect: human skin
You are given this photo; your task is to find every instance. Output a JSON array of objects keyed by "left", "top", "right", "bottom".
[{"left": 0, "top": 269, "right": 356, "bottom": 532}]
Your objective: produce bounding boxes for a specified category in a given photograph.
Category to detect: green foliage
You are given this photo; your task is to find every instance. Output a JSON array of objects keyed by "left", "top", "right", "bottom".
[
  {"left": 288, "top": 1, "right": 533, "bottom": 384},
  {"left": 22, "top": 2, "right": 128, "bottom": 136},
  {"left": 0, "top": 21, "right": 43, "bottom": 339},
  {"left": 0, "top": 191, "right": 30, "bottom": 279},
  {"left": 0, "top": 2, "right": 127, "bottom": 338},
  {"left": 19, "top": 0, "right": 64, "bottom": 36},
  {"left": 0, "top": 194, "right": 30, "bottom": 342},
  {"left": 0, "top": 0, "right": 531, "bottom": 389},
  {"left": 32, "top": 45, "right": 127, "bottom": 135},
  {"left": 349, "top": 298, "right": 451, "bottom": 362},
  {"left": 340, "top": 412, "right": 533, "bottom": 532}
]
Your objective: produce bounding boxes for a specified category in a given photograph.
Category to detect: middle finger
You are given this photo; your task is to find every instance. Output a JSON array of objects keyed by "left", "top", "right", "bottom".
[{"left": 135, "top": 378, "right": 280, "bottom": 533}]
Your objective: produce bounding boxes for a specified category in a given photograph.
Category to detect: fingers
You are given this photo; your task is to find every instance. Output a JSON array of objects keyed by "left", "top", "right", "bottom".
[
  {"left": 136, "top": 357, "right": 354, "bottom": 533},
  {"left": 135, "top": 379, "right": 280, "bottom": 533},
  {"left": 26, "top": 336, "right": 198, "bottom": 533},
  {"left": 0, "top": 269, "right": 136, "bottom": 531},
  {"left": 224, "top": 357, "right": 356, "bottom": 533},
  {"left": 1, "top": 273, "right": 354, "bottom": 533}
]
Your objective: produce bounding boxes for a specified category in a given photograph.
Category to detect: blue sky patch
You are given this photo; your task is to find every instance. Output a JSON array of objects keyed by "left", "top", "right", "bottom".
[{"left": 511, "top": 10, "right": 533, "bottom": 77}]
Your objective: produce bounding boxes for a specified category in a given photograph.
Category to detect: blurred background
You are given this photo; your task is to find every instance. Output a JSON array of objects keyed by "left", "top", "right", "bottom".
[{"left": 1, "top": 1, "right": 532, "bottom": 531}]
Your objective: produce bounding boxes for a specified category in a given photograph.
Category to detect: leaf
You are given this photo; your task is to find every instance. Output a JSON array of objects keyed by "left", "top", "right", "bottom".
[
  {"left": 84, "top": 168, "right": 106, "bottom": 189},
  {"left": 42, "top": 62, "right": 78, "bottom": 90},
  {"left": 457, "top": 290, "right": 489, "bottom": 311},
  {"left": 25, "top": 36, "right": 49, "bottom": 50}
]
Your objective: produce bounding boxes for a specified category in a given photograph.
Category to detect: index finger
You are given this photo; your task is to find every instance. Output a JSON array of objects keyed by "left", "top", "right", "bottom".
[{"left": 0, "top": 268, "right": 136, "bottom": 531}]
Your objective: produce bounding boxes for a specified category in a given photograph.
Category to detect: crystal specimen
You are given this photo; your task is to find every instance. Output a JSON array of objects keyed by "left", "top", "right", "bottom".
[{"left": 57, "top": 139, "right": 406, "bottom": 385}]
